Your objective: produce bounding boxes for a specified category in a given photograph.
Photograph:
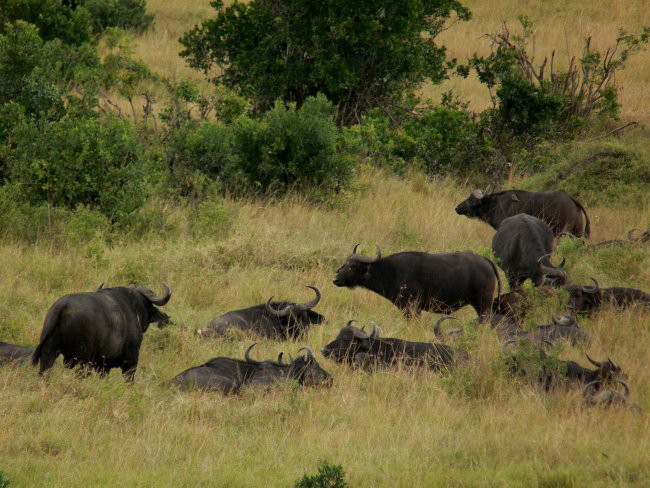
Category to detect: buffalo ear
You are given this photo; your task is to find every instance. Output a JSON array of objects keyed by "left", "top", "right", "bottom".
[{"left": 511, "top": 194, "right": 520, "bottom": 202}]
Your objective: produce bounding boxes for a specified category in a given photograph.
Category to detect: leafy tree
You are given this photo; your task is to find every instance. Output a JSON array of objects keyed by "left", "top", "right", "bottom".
[{"left": 180, "top": 0, "right": 470, "bottom": 125}]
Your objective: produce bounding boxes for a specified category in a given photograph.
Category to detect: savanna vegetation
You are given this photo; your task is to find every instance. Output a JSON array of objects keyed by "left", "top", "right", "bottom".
[{"left": 0, "top": 0, "right": 649, "bottom": 486}]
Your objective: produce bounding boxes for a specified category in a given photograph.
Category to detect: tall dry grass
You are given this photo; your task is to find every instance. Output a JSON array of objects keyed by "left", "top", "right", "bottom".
[{"left": 1, "top": 171, "right": 648, "bottom": 486}]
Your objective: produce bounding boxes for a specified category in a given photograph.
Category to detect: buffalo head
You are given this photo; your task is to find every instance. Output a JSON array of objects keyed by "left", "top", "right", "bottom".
[
  {"left": 290, "top": 347, "right": 333, "bottom": 387},
  {"left": 585, "top": 354, "right": 626, "bottom": 382},
  {"left": 454, "top": 189, "right": 489, "bottom": 217},
  {"left": 538, "top": 254, "right": 568, "bottom": 287},
  {"left": 321, "top": 320, "right": 378, "bottom": 363},
  {"left": 333, "top": 244, "right": 381, "bottom": 288},
  {"left": 265, "top": 285, "right": 325, "bottom": 329},
  {"left": 565, "top": 278, "right": 601, "bottom": 313},
  {"left": 131, "top": 283, "right": 172, "bottom": 329}
]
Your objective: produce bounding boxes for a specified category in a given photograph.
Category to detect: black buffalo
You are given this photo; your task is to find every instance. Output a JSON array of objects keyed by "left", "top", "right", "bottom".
[
  {"left": 0, "top": 342, "right": 33, "bottom": 365},
  {"left": 171, "top": 344, "right": 332, "bottom": 393},
  {"left": 197, "top": 286, "right": 324, "bottom": 340},
  {"left": 455, "top": 189, "right": 590, "bottom": 238},
  {"left": 582, "top": 380, "right": 642, "bottom": 412},
  {"left": 565, "top": 278, "right": 650, "bottom": 314},
  {"left": 32, "top": 283, "right": 172, "bottom": 380},
  {"left": 321, "top": 320, "right": 460, "bottom": 371},
  {"left": 333, "top": 245, "right": 501, "bottom": 320},
  {"left": 492, "top": 214, "right": 568, "bottom": 289},
  {"left": 492, "top": 315, "right": 590, "bottom": 347}
]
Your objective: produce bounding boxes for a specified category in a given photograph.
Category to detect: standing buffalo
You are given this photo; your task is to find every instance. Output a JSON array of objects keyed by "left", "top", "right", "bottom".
[
  {"left": 32, "top": 283, "right": 172, "bottom": 381},
  {"left": 171, "top": 344, "right": 332, "bottom": 393},
  {"left": 333, "top": 245, "right": 501, "bottom": 320},
  {"left": 455, "top": 189, "right": 590, "bottom": 238},
  {"left": 197, "top": 286, "right": 324, "bottom": 340},
  {"left": 0, "top": 342, "right": 33, "bottom": 365},
  {"left": 565, "top": 278, "right": 650, "bottom": 314},
  {"left": 492, "top": 214, "right": 568, "bottom": 289},
  {"left": 321, "top": 320, "right": 460, "bottom": 371}
]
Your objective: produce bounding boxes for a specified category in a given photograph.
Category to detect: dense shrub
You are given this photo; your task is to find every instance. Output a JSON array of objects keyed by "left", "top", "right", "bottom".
[
  {"left": 180, "top": 0, "right": 470, "bottom": 124},
  {"left": 83, "top": 0, "right": 153, "bottom": 34},
  {"left": 5, "top": 115, "right": 149, "bottom": 220},
  {"left": 294, "top": 461, "right": 350, "bottom": 488}
]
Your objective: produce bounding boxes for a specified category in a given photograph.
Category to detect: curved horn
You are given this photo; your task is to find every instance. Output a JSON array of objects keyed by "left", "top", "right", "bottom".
[
  {"left": 582, "top": 380, "right": 602, "bottom": 398},
  {"left": 265, "top": 297, "right": 292, "bottom": 318},
  {"left": 616, "top": 380, "right": 630, "bottom": 399},
  {"left": 369, "top": 322, "right": 380, "bottom": 338},
  {"left": 298, "top": 346, "right": 314, "bottom": 360},
  {"left": 552, "top": 315, "right": 561, "bottom": 325},
  {"left": 581, "top": 278, "right": 600, "bottom": 293},
  {"left": 433, "top": 316, "right": 458, "bottom": 336},
  {"left": 585, "top": 353, "right": 604, "bottom": 368},
  {"left": 471, "top": 189, "right": 484, "bottom": 199},
  {"left": 627, "top": 228, "right": 639, "bottom": 241},
  {"left": 137, "top": 283, "right": 172, "bottom": 306},
  {"left": 277, "top": 352, "right": 286, "bottom": 365},
  {"left": 607, "top": 357, "right": 620, "bottom": 371},
  {"left": 558, "top": 256, "right": 566, "bottom": 268},
  {"left": 96, "top": 283, "right": 105, "bottom": 291},
  {"left": 296, "top": 285, "right": 321, "bottom": 311},
  {"left": 245, "top": 343, "right": 257, "bottom": 363},
  {"left": 346, "top": 319, "right": 358, "bottom": 328},
  {"left": 538, "top": 254, "right": 566, "bottom": 277},
  {"left": 351, "top": 244, "right": 381, "bottom": 263}
]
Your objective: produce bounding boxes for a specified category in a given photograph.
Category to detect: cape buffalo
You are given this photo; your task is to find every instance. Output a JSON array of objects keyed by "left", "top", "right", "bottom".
[
  {"left": 0, "top": 342, "right": 33, "bottom": 365},
  {"left": 197, "top": 286, "right": 324, "bottom": 340},
  {"left": 565, "top": 278, "right": 650, "bottom": 314},
  {"left": 492, "top": 214, "right": 568, "bottom": 289},
  {"left": 581, "top": 380, "right": 642, "bottom": 412},
  {"left": 455, "top": 189, "right": 590, "bottom": 238},
  {"left": 171, "top": 344, "right": 332, "bottom": 393},
  {"left": 32, "top": 283, "right": 172, "bottom": 381},
  {"left": 493, "top": 315, "right": 590, "bottom": 346},
  {"left": 321, "top": 320, "right": 460, "bottom": 371},
  {"left": 588, "top": 228, "right": 650, "bottom": 250},
  {"left": 333, "top": 245, "right": 501, "bottom": 320}
]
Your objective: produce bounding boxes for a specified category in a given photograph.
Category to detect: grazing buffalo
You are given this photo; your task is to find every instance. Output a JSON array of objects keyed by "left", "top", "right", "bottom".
[
  {"left": 333, "top": 245, "right": 501, "bottom": 320},
  {"left": 197, "top": 286, "right": 324, "bottom": 340},
  {"left": 321, "top": 320, "right": 460, "bottom": 371},
  {"left": 32, "top": 283, "right": 172, "bottom": 381},
  {"left": 0, "top": 342, "right": 33, "bottom": 365},
  {"left": 581, "top": 380, "right": 642, "bottom": 412},
  {"left": 455, "top": 189, "right": 590, "bottom": 238},
  {"left": 171, "top": 344, "right": 332, "bottom": 393},
  {"left": 565, "top": 278, "right": 650, "bottom": 314},
  {"left": 492, "top": 214, "right": 568, "bottom": 289},
  {"left": 588, "top": 228, "right": 650, "bottom": 250}
]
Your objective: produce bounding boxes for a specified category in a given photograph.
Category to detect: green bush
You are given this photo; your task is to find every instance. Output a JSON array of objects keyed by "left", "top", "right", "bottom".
[
  {"left": 180, "top": 0, "right": 470, "bottom": 124},
  {"left": 0, "top": 470, "right": 8, "bottom": 488},
  {"left": 294, "top": 461, "right": 351, "bottom": 488},
  {"left": 6, "top": 115, "right": 149, "bottom": 221},
  {"left": 83, "top": 0, "right": 153, "bottom": 34}
]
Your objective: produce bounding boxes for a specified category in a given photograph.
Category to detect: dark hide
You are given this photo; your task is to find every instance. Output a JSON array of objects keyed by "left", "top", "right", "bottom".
[
  {"left": 455, "top": 189, "right": 590, "bottom": 238},
  {"left": 565, "top": 281, "right": 650, "bottom": 314},
  {"left": 171, "top": 346, "right": 332, "bottom": 393},
  {"left": 198, "top": 287, "right": 324, "bottom": 340},
  {"left": 333, "top": 246, "right": 501, "bottom": 321},
  {"left": 0, "top": 342, "right": 33, "bottom": 365},
  {"left": 321, "top": 322, "right": 461, "bottom": 371},
  {"left": 492, "top": 214, "right": 567, "bottom": 289},
  {"left": 32, "top": 284, "right": 172, "bottom": 381}
]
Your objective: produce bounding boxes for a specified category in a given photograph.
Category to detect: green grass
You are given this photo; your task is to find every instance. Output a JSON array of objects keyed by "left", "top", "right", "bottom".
[{"left": 1, "top": 170, "right": 648, "bottom": 487}]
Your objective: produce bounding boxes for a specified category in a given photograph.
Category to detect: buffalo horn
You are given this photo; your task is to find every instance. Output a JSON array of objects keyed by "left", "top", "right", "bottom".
[
  {"left": 617, "top": 380, "right": 630, "bottom": 399},
  {"left": 296, "top": 285, "right": 321, "bottom": 311},
  {"left": 245, "top": 343, "right": 257, "bottom": 363},
  {"left": 96, "top": 283, "right": 105, "bottom": 291},
  {"left": 277, "top": 352, "right": 285, "bottom": 365},
  {"left": 582, "top": 380, "right": 602, "bottom": 398},
  {"left": 351, "top": 244, "right": 381, "bottom": 263},
  {"left": 138, "top": 283, "right": 172, "bottom": 306},
  {"left": 369, "top": 322, "right": 380, "bottom": 338},
  {"left": 538, "top": 254, "right": 567, "bottom": 278},
  {"left": 585, "top": 354, "right": 604, "bottom": 368},
  {"left": 472, "top": 189, "right": 484, "bottom": 199},
  {"left": 581, "top": 278, "right": 600, "bottom": 293},
  {"left": 265, "top": 297, "right": 291, "bottom": 318},
  {"left": 627, "top": 228, "right": 639, "bottom": 241},
  {"left": 433, "top": 316, "right": 458, "bottom": 336},
  {"left": 298, "top": 347, "right": 314, "bottom": 360}
]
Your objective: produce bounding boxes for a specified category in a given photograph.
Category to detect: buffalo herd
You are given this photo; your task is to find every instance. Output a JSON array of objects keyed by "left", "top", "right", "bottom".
[{"left": 1, "top": 188, "right": 648, "bottom": 411}]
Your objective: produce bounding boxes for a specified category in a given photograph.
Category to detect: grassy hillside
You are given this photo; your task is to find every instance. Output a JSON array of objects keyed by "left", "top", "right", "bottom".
[
  {"left": 1, "top": 1, "right": 650, "bottom": 486},
  {"left": 1, "top": 170, "right": 649, "bottom": 487}
]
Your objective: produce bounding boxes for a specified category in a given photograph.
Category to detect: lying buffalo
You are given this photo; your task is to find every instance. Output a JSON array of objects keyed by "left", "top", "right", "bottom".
[
  {"left": 582, "top": 380, "right": 642, "bottom": 412},
  {"left": 321, "top": 320, "right": 461, "bottom": 371},
  {"left": 333, "top": 245, "right": 501, "bottom": 321},
  {"left": 197, "top": 286, "right": 324, "bottom": 340},
  {"left": 588, "top": 228, "right": 650, "bottom": 250},
  {"left": 32, "top": 283, "right": 172, "bottom": 381},
  {"left": 171, "top": 344, "right": 332, "bottom": 393},
  {"left": 565, "top": 278, "right": 650, "bottom": 314},
  {"left": 492, "top": 214, "right": 568, "bottom": 289},
  {"left": 455, "top": 189, "right": 590, "bottom": 238},
  {"left": 493, "top": 315, "right": 590, "bottom": 346},
  {"left": 0, "top": 342, "right": 33, "bottom": 365}
]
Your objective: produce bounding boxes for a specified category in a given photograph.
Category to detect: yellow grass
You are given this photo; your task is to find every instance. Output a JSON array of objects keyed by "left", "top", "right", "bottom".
[{"left": 1, "top": 171, "right": 649, "bottom": 486}]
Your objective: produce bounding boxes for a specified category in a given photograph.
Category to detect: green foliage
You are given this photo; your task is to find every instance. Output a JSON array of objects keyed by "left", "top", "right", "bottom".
[
  {"left": 518, "top": 140, "right": 650, "bottom": 208},
  {"left": 5, "top": 115, "right": 149, "bottom": 220},
  {"left": 82, "top": 0, "right": 153, "bottom": 34},
  {"left": 294, "top": 461, "right": 351, "bottom": 488},
  {"left": 180, "top": 0, "right": 470, "bottom": 124},
  {"left": 0, "top": 470, "right": 8, "bottom": 488}
]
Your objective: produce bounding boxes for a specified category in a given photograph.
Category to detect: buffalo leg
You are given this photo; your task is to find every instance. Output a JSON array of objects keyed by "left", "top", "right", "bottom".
[{"left": 37, "top": 342, "right": 59, "bottom": 376}]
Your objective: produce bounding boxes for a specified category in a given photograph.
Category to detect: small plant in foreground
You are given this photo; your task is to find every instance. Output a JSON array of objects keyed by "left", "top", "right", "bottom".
[{"left": 294, "top": 461, "right": 351, "bottom": 488}]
